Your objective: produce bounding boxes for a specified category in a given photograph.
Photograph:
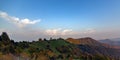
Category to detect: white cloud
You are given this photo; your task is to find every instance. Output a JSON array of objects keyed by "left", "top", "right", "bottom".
[
  {"left": 46, "top": 28, "right": 62, "bottom": 35},
  {"left": 83, "top": 29, "right": 96, "bottom": 34},
  {"left": 62, "top": 29, "right": 72, "bottom": 35},
  {"left": 0, "top": 11, "right": 40, "bottom": 28},
  {"left": 46, "top": 28, "right": 73, "bottom": 36},
  {"left": 45, "top": 28, "right": 95, "bottom": 36}
]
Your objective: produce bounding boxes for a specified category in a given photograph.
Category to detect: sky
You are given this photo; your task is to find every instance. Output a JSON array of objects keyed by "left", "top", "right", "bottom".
[{"left": 0, "top": 0, "right": 120, "bottom": 41}]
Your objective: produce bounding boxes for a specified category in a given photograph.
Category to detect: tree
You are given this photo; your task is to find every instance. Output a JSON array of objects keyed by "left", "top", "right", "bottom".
[
  {"left": 93, "top": 55, "right": 109, "bottom": 60},
  {"left": 50, "top": 37, "right": 52, "bottom": 40},
  {"left": 44, "top": 38, "right": 47, "bottom": 41},
  {"left": 1, "top": 32, "right": 11, "bottom": 45},
  {"left": 39, "top": 38, "right": 42, "bottom": 41},
  {"left": 0, "top": 36, "right": 2, "bottom": 41}
]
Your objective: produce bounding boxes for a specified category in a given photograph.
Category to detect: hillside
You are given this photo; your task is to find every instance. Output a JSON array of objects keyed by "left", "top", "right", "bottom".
[
  {"left": 0, "top": 32, "right": 120, "bottom": 60},
  {"left": 66, "top": 37, "right": 120, "bottom": 59},
  {"left": 66, "top": 37, "right": 102, "bottom": 46}
]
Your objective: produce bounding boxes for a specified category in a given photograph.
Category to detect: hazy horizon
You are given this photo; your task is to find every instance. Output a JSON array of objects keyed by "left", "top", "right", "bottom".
[{"left": 0, "top": 0, "right": 120, "bottom": 41}]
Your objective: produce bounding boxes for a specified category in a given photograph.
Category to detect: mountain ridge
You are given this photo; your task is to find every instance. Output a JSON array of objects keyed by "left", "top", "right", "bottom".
[
  {"left": 0, "top": 32, "right": 120, "bottom": 60},
  {"left": 66, "top": 37, "right": 120, "bottom": 59}
]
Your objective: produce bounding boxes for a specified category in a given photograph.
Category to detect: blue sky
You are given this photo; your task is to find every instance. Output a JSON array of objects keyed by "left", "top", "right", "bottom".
[{"left": 0, "top": 0, "right": 120, "bottom": 41}]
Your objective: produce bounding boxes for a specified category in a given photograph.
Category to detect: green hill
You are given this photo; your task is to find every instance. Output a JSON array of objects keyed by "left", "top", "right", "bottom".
[{"left": 0, "top": 32, "right": 120, "bottom": 60}]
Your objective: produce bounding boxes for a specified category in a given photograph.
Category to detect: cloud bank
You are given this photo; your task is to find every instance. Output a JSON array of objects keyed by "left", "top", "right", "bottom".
[
  {"left": 46, "top": 28, "right": 73, "bottom": 36},
  {"left": 0, "top": 11, "right": 40, "bottom": 28}
]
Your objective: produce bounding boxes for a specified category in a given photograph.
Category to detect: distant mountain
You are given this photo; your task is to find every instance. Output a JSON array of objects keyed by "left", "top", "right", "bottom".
[
  {"left": 0, "top": 32, "right": 120, "bottom": 60},
  {"left": 111, "top": 38, "right": 120, "bottom": 41},
  {"left": 99, "top": 39, "right": 120, "bottom": 46}
]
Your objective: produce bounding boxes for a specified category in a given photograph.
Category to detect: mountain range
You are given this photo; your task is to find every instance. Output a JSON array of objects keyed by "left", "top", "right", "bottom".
[
  {"left": 99, "top": 39, "right": 120, "bottom": 46},
  {"left": 0, "top": 32, "right": 120, "bottom": 60}
]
